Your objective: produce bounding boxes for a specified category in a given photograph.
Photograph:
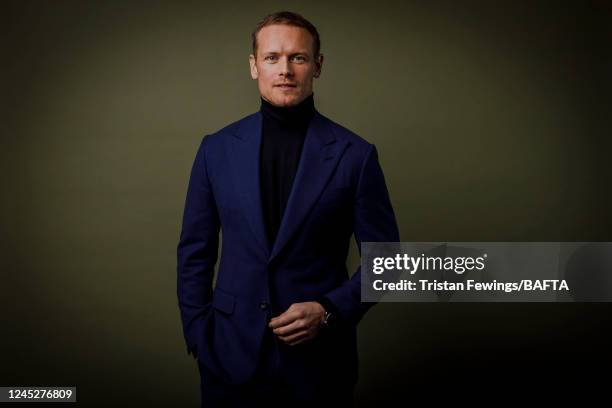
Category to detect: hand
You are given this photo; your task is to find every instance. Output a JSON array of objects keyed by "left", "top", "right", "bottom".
[{"left": 269, "top": 301, "right": 325, "bottom": 346}]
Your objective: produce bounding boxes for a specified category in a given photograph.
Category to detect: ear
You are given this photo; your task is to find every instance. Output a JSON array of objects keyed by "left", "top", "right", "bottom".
[
  {"left": 314, "top": 53, "right": 324, "bottom": 78},
  {"left": 249, "top": 54, "right": 259, "bottom": 79}
]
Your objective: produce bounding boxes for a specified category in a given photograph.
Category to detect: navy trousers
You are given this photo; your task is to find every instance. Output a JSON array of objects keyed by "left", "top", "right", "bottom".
[{"left": 198, "top": 327, "right": 355, "bottom": 407}]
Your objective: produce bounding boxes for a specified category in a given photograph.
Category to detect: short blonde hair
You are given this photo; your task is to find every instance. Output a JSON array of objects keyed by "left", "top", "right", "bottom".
[{"left": 251, "top": 11, "right": 321, "bottom": 58}]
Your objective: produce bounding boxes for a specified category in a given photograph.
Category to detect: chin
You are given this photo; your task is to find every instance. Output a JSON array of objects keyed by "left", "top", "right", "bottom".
[{"left": 270, "top": 96, "right": 300, "bottom": 107}]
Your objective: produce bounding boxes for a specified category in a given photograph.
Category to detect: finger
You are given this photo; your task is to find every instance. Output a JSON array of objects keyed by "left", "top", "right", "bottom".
[
  {"left": 280, "top": 330, "right": 309, "bottom": 344},
  {"left": 269, "top": 309, "right": 303, "bottom": 329},
  {"left": 273, "top": 320, "right": 306, "bottom": 337},
  {"left": 269, "top": 313, "right": 295, "bottom": 329},
  {"left": 287, "top": 334, "right": 311, "bottom": 346}
]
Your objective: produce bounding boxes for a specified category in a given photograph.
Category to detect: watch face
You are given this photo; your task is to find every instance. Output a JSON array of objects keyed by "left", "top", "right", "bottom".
[{"left": 324, "top": 312, "right": 334, "bottom": 326}]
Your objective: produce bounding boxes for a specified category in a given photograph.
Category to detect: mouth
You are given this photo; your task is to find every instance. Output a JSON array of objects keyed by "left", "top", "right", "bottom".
[{"left": 275, "top": 83, "right": 297, "bottom": 89}]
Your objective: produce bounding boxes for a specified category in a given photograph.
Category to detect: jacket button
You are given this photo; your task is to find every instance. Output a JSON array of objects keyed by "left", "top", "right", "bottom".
[{"left": 259, "top": 301, "right": 269, "bottom": 311}]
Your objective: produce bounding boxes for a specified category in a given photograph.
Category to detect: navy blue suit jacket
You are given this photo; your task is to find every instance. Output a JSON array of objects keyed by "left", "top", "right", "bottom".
[{"left": 177, "top": 109, "right": 400, "bottom": 388}]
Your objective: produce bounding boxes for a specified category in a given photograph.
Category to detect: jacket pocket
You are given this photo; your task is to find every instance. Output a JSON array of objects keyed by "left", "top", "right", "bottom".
[{"left": 212, "top": 287, "right": 235, "bottom": 315}]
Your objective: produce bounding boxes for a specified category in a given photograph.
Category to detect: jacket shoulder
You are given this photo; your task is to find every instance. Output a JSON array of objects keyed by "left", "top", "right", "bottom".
[
  {"left": 318, "top": 112, "right": 373, "bottom": 153},
  {"left": 201, "top": 112, "right": 258, "bottom": 146}
]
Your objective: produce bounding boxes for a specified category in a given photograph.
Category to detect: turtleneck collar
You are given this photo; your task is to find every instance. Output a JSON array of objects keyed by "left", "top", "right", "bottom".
[{"left": 260, "top": 93, "right": 315, "bottom": 127}]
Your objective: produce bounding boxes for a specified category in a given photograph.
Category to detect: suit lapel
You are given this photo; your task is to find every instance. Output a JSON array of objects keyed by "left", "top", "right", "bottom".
[
  {"left": 230, "top": 111, "right": 349, "bottom": 263},
  {"left": 230, "top": 112, "right": 270, "bottom": 256},
  {"left": 269, "top": 111, "right": 349, "bottom": 262}
]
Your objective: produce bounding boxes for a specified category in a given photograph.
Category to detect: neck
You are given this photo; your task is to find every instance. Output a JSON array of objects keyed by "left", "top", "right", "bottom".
[{"left": 260, "top": 93, "right": 315, "bottom": 127}]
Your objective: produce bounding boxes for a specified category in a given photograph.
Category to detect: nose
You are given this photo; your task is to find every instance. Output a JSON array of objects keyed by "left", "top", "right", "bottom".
[{"left": 279, "top": 56, "right": 294, "bottom": 78}]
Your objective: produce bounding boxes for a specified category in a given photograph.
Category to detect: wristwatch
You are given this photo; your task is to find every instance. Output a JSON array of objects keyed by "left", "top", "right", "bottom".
[
  {"left": 317, "top": 297, "right": 338, "bottom": 329},
  {"left": 321, "top": 309, "right": 336, "bottom": 329}
]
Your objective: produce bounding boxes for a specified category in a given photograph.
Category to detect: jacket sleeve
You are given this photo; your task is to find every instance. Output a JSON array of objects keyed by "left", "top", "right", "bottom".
[
  {"left": 177, "top": 135, "right": 220, "bottom": 359},
  {"left": 323, "top": 143, "right": 400, "bottom": 326}
]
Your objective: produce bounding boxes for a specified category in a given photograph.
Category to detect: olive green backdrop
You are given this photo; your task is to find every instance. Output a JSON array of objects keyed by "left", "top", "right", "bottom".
[{"left": 3, "top": 0, "right": 611, "bottom": 406}]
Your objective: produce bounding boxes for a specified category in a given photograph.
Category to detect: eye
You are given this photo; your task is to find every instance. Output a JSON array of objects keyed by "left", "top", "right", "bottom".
[
  {"left": 264, "top": 55, "right": 278, "bottom": 61},
  {"left": 291, "top": 55, "right": 307, "bottom": 62}
]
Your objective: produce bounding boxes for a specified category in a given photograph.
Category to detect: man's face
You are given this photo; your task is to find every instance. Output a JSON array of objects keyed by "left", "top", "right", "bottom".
[{"left": 249, "top": 24, "right": 323, "bottom": 107}]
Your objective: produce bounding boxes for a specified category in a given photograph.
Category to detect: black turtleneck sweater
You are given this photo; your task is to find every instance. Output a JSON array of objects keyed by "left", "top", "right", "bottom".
[
  {"left": 259, "top": 93, "right": 315, "bottom": 248},
  {"left": 259, "top": 93, "right": 339, "bottom": 323}
]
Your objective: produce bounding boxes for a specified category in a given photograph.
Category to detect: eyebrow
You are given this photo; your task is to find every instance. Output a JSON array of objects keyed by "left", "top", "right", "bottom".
[{"left": 261, "top": 51, "right": 310, "bottom": 56}]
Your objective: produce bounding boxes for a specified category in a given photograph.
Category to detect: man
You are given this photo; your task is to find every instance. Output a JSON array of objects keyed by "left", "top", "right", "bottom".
[{"left": 177, "top": 11, "right": 399, "bottom": 407}]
